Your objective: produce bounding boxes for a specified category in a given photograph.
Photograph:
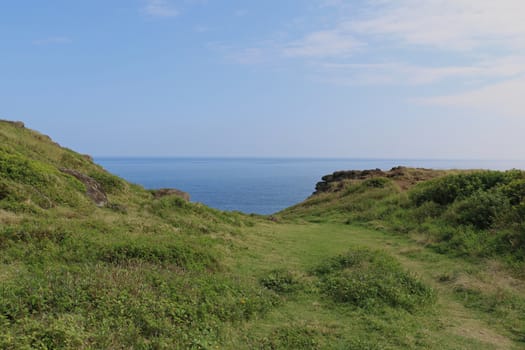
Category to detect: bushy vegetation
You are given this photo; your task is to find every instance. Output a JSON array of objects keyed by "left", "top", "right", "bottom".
[
  {"left": 0, "top": 121, "right": 279, "bottom": 348},
  {"left": 314, "top": 248, "right": 435, "bottom": 311},
  {"left": 260, "top": 269, "right": 301, "bottom": 294},
  {"left": 256, "top": 325, "right": 321, "bottom": 349},
  {"left": 282, "top": 170, "right": 525, "bottom": 266},
  {"left": 409, "top": 171, "right": 525, "bottom": 262}
]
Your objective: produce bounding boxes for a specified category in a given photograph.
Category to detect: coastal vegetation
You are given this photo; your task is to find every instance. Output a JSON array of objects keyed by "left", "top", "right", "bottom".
[{"left": 1, "top": 120, "right": 524, "bottom": 349}]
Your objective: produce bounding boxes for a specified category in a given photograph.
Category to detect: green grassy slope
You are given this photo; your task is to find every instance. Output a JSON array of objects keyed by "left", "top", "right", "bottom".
[
  {"left": 280, "top": 168, "right": 525, "bottom": 265},
  {"left": 0, "top": 120, "right": 270, "bottom": 349},
  {"left": 1, "top": 120, "right": 524, "bottom": 349},
  {"left": 277, "top": 167, "right": 525, "bottom": 348}
]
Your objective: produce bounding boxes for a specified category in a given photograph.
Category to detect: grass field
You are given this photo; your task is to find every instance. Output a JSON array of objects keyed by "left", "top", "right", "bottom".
[
  {"left": 220, "top": 222, "right": 524, "bottom": 349},
  {"left": 1, "top": 120, "right": 524, "bottom": 349}
]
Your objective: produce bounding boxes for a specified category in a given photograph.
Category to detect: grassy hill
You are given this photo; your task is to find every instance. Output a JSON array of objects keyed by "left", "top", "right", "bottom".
[
  {"left": 1, "top": 120, "right": 524, "bottom": 349},
  {"left": 280, "top": 167, "right": 525, "bottom": 265}
]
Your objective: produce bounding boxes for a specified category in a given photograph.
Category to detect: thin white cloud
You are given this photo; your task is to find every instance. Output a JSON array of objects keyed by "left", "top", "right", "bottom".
[
  {"left": 144, "top": 0, "right": 178, "bottom": 18},
  {"left": 319, "top": 56, "right": 525, "bottom": 85},
  {"left": 348, "top": 0, "right": 525, "bottom": 51},
  {"left": 215, "top": 0, "right": 525, "bottom": 117},
  {"left": 33, "top": 37, "right": 72, "bottom": 46},
  {"left": 281, "top": 0, "right": 525, "bottom": 117},
  {"left": 417, "top": 78, "right": 525, "bottom": 118},
  {"left": 280, "top": 1, "right": 525, "bottom": 62}
]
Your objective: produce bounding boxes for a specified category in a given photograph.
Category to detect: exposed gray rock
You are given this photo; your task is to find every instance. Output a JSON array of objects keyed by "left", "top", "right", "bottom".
[{"left": 60, "top": 168, "right": 108, "bottom": 207}]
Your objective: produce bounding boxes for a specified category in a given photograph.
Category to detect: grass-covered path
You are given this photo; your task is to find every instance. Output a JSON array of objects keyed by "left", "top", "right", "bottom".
[{"left": 221, "top": 221, "right": 524, "bottom": 349}]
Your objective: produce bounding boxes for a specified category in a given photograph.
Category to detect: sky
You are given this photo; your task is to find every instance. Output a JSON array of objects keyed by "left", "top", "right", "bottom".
[{"left": 1, "top": 0, "right": 525, "bottom": 158}]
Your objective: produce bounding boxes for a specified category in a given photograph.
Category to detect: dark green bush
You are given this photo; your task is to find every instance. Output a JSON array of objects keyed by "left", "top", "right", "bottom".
[
  {"left": 501, "top": 179, "right": 525, "bottom": 205},
  {"left": 446, "top": 190, "right": 510, "bottom": 229},
  {"left": 0, "top": 180, "right": 9, "bottom": 200},
  {"left": 315, "top": 249, "right": 435, "bottom": 311},
  {"left": 410, "top": 200, "right": 444, "bottom": 223},
  {"left": 411, "top": 171, "right": 512, "bottom": 206},
  {"left": 260, "top": 269, "right": 300, "bottom": 294}
]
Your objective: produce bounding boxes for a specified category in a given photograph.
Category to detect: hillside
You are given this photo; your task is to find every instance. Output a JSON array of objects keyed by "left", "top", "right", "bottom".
[
  {"left": 281, "top": 166, "right": 525, "bottom": 264},
  {"left": 1, "top": 120, "right": 524, "bottom": 349}
]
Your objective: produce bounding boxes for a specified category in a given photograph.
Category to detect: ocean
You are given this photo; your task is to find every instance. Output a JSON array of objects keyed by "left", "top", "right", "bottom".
[{"left": 95, "top": 158, "right": 525, "bottom": 215}]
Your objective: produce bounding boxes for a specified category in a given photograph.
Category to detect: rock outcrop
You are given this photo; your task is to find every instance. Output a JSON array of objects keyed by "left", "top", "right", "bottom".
[
  {"left": 151, "top": 188, "right": 190, "bottom": 202},
  {"left": 60, "top": 168, "right": 108, "bottom": 207},
  {"left": 314, "top": 166, "right": 443, "bottom": 195},
  {"left": 315, "top": 168, "right": 385, "bottom": 194}
]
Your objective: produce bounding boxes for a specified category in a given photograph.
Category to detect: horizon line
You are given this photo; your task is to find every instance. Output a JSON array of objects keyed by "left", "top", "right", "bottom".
[{"left": 92, "top": 156, "right": 525, "bottom": 162}]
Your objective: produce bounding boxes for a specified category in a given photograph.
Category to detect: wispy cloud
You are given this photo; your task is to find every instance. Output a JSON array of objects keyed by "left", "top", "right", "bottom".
[
  {"left": 279, "top": 0, "right": 525, "bottom": 116},
  {"left": 417, "top": 78, "right": 525, "bottom": 118},
  {"left": 317, "top": 56, "right": 525, "bottom": 85},
  {"left": 347, "top": 0, "right": 525, "bottom": 52},
  {"left": 225, "top": 1, "right": 525, "bottom": 63},
  {"left": 213, "top": 0, "right": 525, "bottom": 118},
  {"left": 143, "top": 0, "right": 179, "bottom": 18},
  {"left": 33, "top": 37, "right": 72, "bottom": 46}
]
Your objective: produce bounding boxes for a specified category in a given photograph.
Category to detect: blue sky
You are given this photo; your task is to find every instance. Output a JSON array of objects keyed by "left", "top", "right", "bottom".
[{"left": 1, "top": 0, "right": 525, "bottom": 158}]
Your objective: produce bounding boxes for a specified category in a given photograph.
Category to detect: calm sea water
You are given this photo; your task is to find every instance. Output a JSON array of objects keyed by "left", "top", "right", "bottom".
[{"left": 95, "top": 158, "right": 525, "bottom": 215}]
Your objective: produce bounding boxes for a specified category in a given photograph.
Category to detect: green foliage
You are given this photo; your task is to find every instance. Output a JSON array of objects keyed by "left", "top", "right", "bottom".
[
  {"left": 284, "top": 169, "right": 525, "bottom": 264},
  {"left": 0, "top": 146, "right": 53, "bottom": 186},
  {"left": 0, "top": 264, "right": 279, "bottom": 349},
  {"left": 410, "top": 171, "right": 519, "bottom": 206},
  {"left": 445, "top": 190, "right": 510, "bottom": 229},
  {"left": 257, "top": 325, "right": 320, "bottom": 349},
  {"left": 454, "top": 285, "right": 525, "bottom": 342},
  {"left": 0, "top": 146, "right": 90, "bottom": 209},
  {"left": 363, "top": 177, "right": 391, "bottom": 188},
  {"left": 2, "top": 121, "right": 524, "bottom": 348},
  {"left": 501, "top": 178, "right": 525, "bottom": 205},
  {"left": 314, "top": 248, "right": 435, "bottom": 311},
  {"left": 98, "top": 240, "right": 218, "bottom": 270},
  {"left": 88, "top": 171, "right": 127, "bottom": 194},
  {"left": 0, "top": 224, "right": 70, "bottom": 249},
  {"left": 260, "top": 269, "right": 300, "bottom": 294},
  {"left": 403, "top": 171, "right": 525, "bottom": 260}
]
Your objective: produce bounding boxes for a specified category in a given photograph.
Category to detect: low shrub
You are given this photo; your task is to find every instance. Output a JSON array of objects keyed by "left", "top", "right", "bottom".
[
  {"left": 98, "top": 241, "right": 218, "bottom": 270},
  {"left": 315, "top": 248, "right": 435, "bottom": 311},
  {"left": 445, "top": 190, "right": 509, "bottom": 230},
  {"left": 88, "top": 171, "right": 126, "bottom": 194},
  {"left": 260, "top": 269, "right": 300, "bottom": 294},
  {"left": 410, "top": 171, "right": 513, "bottom": 206},
  {"left": 258, "top": 325, "right": 320, "bottom": 350}
]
